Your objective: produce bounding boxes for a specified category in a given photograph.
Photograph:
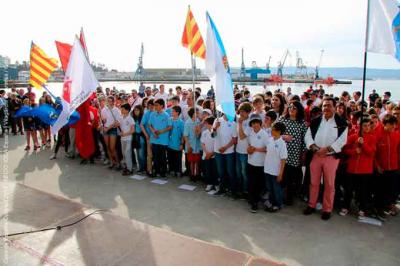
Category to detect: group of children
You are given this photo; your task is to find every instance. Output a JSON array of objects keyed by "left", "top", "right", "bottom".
[{"left": 8, "top": 84, "right": 400, "bottom": 219}]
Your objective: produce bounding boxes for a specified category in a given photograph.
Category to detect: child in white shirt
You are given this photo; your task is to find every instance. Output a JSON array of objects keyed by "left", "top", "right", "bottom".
[
  {"left": 201, "top": 116, "right": 217, "bottom": 192},
  {"left": 264, "top": 122, "right": 288, "bottom": 212},
  {"left": 119, "top": 103, "right": 135, "bottom": 175}
]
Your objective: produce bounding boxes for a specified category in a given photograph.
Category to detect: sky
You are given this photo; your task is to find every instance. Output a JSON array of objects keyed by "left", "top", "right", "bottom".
[{"left": 1, "top": 0, "right": 399, "bottom": 71}]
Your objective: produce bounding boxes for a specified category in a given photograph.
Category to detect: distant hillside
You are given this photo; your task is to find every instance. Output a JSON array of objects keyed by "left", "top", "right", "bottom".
[{"left": 231, "top": 67, "right": 400, "bottom": 80}]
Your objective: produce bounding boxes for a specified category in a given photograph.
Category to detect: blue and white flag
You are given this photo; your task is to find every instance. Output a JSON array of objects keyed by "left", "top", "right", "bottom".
[
  {"left": 367, "top": 0, "right": 400, "bottom": 62},
  {"left": 205, "top": 12, "right": 235, "bottom": 121}
]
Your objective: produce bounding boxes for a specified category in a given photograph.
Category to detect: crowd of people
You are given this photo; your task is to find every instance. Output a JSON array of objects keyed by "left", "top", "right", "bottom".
[{"left": 1, "top": 83, "right": 399, "bottom": 222}]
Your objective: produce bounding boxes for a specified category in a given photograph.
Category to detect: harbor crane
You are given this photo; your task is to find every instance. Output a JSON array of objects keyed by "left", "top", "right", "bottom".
[
  {"left": 240, "top": 47, "right": 246, "bottom": 81},
  {"left": 277, "top": 49, "right": 290, "bottom": 77},
  {"left": 133, "top": 43, "right": 145, "bottom": 81},
  {"left": 266, "top": 56, "right": 271, "bottom": 72},
  {"left": 295, "top": 51, "right": 307, "bottom": 76},
  {"left": 315, "top": 49, "right": 324, "bottom": 79}
]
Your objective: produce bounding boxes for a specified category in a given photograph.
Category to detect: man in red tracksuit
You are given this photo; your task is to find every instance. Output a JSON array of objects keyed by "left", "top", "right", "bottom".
[
  {"left": 341, "top": 117, "right": 376, "bottom": 219},
  {"left": 374, "top": 114, "right": 400, "bottom": 220}
]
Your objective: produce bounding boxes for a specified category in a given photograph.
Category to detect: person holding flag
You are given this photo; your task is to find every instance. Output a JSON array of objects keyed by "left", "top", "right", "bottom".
[{"left": 205, "top": 12, "right": 237, "bottom": 197}]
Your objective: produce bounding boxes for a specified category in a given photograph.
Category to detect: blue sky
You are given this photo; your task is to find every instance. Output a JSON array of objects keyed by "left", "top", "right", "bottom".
[{"left": 1, "top": 0, "right": 399, "bottom": 71}]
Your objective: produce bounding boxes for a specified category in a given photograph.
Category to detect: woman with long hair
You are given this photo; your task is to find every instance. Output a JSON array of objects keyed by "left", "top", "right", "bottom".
[
  {"left": 278, "top": 100, "right": 307, "bottom": 205},
  {"left": 271, "top": 93, "right": 287, "bottom": 118},
  {"left": 101, "top": 96, "right": 122, "bottom": 169}
]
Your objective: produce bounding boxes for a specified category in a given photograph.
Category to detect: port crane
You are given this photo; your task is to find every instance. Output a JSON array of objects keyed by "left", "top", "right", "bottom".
[
  {"left": 295, "top": 51, "right": 307, "bottom": 76},
  {"left": 315, "top": 49, "right": 324, "bottom": 79},
  {"left": 240, "top": 47, "right": 246, "bottom": 81},
  {"left": 133, "top": 43, "right": 145, "bottom": 81},
  {"left": 277, "top": 49, "right": 290, "bottom": 77},
  {"left": 266, "top": 56, "right": 271, "bottom": 72}
]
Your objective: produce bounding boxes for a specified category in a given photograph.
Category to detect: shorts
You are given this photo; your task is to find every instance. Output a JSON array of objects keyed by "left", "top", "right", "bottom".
[
  {"left": 187, "top": 152, "right": 201, "bottom": 163},
  {"left": 106, "top": 128, "right": 118, "bottom": 136}
]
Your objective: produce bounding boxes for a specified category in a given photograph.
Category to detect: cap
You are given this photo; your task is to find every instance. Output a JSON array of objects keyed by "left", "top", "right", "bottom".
[
  {"left": 203, "top": 109, "right": 212, "bottom": 115},
  {"left": 249, "top": 113, "right": 262, "bottom": 125}
]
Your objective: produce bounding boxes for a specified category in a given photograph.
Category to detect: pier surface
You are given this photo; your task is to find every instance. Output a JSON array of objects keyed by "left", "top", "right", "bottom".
[{"left": 1, "top": 135, "right": 399, "bottom": 266}]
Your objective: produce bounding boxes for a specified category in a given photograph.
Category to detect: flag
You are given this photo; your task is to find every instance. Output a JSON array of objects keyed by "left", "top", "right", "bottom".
[
  {"left": 367, "top": 0, "right": 400, "bottom": 61},
  {"left": 14, "top": 105, "right": 33, "bottom": 118},
  {"left": 30, "top": 103, "right": 80, "bottom": 126},
  {"left": 182, "top": 7, "right": 206, "bottom": 59},
  {"left": 205, "top": 12, "right": 235, "bottom": 122},
  {"left": 29, "top": 42, "right": 58, "bottom": 89},
  {"left": 80, "top": 27, "right": 89, "bottom": 58},
  {"left": 55, "top": 41, "right": 72, "bottom": 72},
  {"left": 52, "top": 37, "right": 99, "bottom": 135},
  {"left": 76, "top": 27, "right": 96, "bottom": 159}
]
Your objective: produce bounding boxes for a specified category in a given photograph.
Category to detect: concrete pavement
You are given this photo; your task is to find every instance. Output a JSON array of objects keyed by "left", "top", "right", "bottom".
[{"left": 1, "top": 135, "right": 400, "bottom": 266}]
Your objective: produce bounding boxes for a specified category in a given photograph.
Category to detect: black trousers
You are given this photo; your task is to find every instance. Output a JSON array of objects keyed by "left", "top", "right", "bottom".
[
  {"left": 54, "top": 129, "right": 70, "bottom": 154},
  {"left": 167, "top": 148, "right": 182, "bottom": 174},
  {"left": 374, "top": 170, "right": 397, "bottom": 210},
  {"left": 203, "top": 158, "right": 217, "bottom": 185},
  {"left": 247, "top": 164, "right": 265, "bottom": 207},
  {"left": 152, "top": 144, "right": 167, "bottom": 176},
  {"left": 90, "top": 129, "right": 101, "bottom": 160},
  {"left": 283, "top": 164, "right": 303, "bottom": 205},
  {"left": 343, "top": 173, "right": 371, "bottom": 212}
]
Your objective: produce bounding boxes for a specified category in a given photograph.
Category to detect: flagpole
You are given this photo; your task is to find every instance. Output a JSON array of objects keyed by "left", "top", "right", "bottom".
[
  {"left": 360, "top": 0, "right": 371, "bottom": 137},
  {"left": 191, "top": 52, "right": 197, "bottom": 122},
  {"left": 42, "top": 85, "right": 57, "bottom": 100}
]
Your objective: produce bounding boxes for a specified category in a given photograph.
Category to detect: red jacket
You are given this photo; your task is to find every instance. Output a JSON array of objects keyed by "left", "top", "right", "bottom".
[
  {"left": 343, "top": 132, "right": 376, "bottom": 174},
  {"left": 375, "top": 130, "right": 400, "bottom": 171},
  {"left": 89, "top": 106, "right": 99, "bottom": 129}
]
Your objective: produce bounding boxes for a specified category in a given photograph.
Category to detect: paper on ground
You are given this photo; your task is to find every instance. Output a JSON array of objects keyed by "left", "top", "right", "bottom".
[
  {"left": 151, "top": 179, "right": 168, "bottom": 185},
  {"left": 129, "top": 175, "right": 147, "bottom": 181},
  {"left": 178, "top": 184, "right": 196, "bottom": 191},
  {"left": 358, "top": 217, "right": 382, "bottom": 227}
]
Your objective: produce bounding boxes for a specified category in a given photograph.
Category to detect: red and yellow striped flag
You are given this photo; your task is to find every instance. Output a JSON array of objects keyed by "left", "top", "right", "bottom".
[
  {"left": 181, "top": 7, "right": 206, "bottom": 59},
  {"left": 29, "top": 42, "right": 58, "bottom": 89}
]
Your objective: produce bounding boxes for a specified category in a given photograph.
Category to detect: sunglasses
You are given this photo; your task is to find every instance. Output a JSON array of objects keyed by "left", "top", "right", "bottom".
[{"left": 288, "top": 105, "right": 297, "bottom": 110}]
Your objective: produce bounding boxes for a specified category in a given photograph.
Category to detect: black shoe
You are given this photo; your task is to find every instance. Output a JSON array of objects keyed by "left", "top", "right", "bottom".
[
  {"left": 80, "top": 159, "right": 88, "bottom": 165},
  {"left": 215, "top": 189, "right": 225, "bottom": 196},
  {"left": 250, "top": 205, "right": 258, "bottom": 213},
  {"left": 303, "top": 206, "right": 316, "bottom": 215},
  {"left": 230, "top": 193, "right": 239, "bottom": 201},
  {"left": 321, "top": 212, "right": 331, "bottom": 221}
]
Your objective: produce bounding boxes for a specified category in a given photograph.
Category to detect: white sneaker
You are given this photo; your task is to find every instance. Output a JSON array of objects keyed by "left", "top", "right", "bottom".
[
  {"left": 264, "top": 199, "right": 273, "bottom": 209},
  {"left": 205, "top": 185, "right": 213, "bottom": 192},
  {"left": 49, "top": 154, "right": 56, "bottom": 160},
  {"left": 103, "top": 159, "right": 110, "bottom": 165}
]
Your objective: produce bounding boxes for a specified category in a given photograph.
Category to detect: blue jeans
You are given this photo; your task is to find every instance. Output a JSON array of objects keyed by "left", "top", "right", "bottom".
[
  {"left": 235, "top": 153, "right": 248, "bottom": 193},
  {"left": 135, "top": 136, "right": 146, "bottom": 172},
  {"left": 215, "top": 153, "right": 237, "bottom": 193},
  {"left": 265, "top": 173, "right": 283, "bottom": 208}
]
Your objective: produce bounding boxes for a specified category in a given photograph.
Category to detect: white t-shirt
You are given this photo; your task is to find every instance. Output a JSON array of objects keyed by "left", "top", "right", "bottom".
[
  {"left": 119, "top": 115, "right": 135, "bottom": 141},
  {"left": 155, "top": 91, "right": 169, "bottom": 103},
  {"left": 200, "top": 129, "right": 215, "bottom": 159},
  {"left": 213, "top": 117, "right": 237, "bottom": 154},
  {"left": 246, "top": 128, "right": 268, "bottom": 167},
  {"left": 101, "top": 107, "right": 122, "bottom": 128},
  {"left": 264, "top": 137, "right": 288, "bottom": 176},
  {"left": 131, "top": 96, "right": 143, "bottom": 108},
  {"left": 236, "top": 117, "right": 250, "bottom": 154}
]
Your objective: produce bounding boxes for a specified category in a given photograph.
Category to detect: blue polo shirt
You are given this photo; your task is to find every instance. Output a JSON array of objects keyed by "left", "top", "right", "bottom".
[
  {"left": 183, "top": 118, "right": 201, "bottom": 154},
  {"left": 140, "top": 110, "right": 153, "bottom": 135},
  {"left": 149, "top": 111, "right": 172, "bottom": 145},
  {"left": 134, "top": 119, "right": 142, "bottom": 134},
  {"left": 168, "top": 118, "right": 184, "bottom": 151}
]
